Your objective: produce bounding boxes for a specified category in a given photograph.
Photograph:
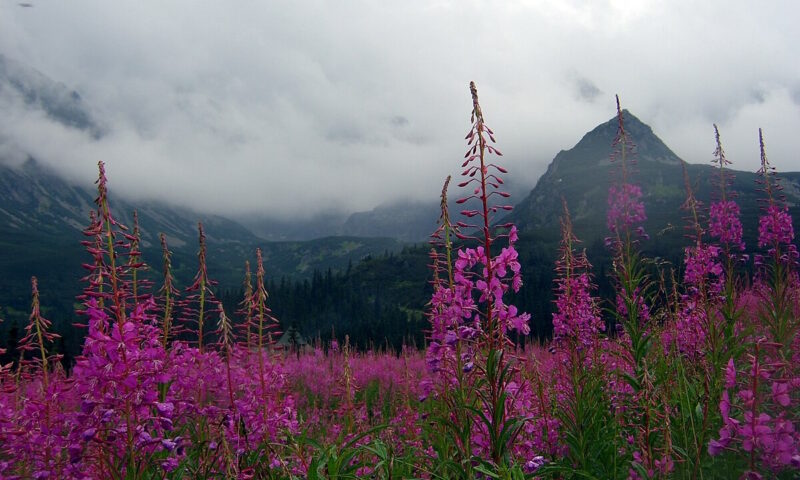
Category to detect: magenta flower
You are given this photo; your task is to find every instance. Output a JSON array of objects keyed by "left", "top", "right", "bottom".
[
  {"left": 708, "top": 438, "right": 726, "bottom": 456},
  {"left": 552, "top": 273, "right": 604, "bottom": 348},
  {"left": 758, "top": 205, "right": 795, "bottom": 250},
  {"left": 552, "top": 201, "right": 603, "bottom": 352},
  {"left": 725, "top": 358, "right": 737, "bottom": 389},
  {"left": 709, "top": 200, "right": 745, "bottom": 251},
  {"left": 607, "top": 183, "right": 647, "bottom": 234},
  {"left": 771, "top": 382, "right": 790, "bottom": 407},
  {"left": 683, "top": 243, "right": 723, "bottom": 291}
]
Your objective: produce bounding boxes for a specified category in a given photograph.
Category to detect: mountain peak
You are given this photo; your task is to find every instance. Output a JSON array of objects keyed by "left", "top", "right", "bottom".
[
  {"left": 505, "top": 111, "right": 684, "bottom": 235},
  {"left": 506, "top": 110, "right": 800, "bottom": 243},
  {"left": 0, "top": 55, "right": 104, "bottom": 138},
  {"left": 564, "top": 110, "right": 681, "bottom": 168}
]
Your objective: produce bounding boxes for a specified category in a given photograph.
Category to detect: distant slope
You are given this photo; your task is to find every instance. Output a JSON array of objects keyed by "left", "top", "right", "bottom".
[
  {"left": 0, "top": 159, "right": 405, "bottom": 284},
  {"left": 502, "top": 110, "right": 800, "bottom": 336},
  {"left": 0, "top": 158, "right": 261, "bottom": 247},
  {"left": 0, "top": 158, "right": 405, "bottom": 361},
  {"left": 506, "top": 110, "right": 800, "bottom": 250},
  {"left": 0, "top": 54, "right": 104, "bottom": 138}
]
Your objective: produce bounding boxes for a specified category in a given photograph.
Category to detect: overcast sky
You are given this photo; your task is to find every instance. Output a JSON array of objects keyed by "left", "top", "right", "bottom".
[{"left": 1, "top": 0, "right": 799, "bottom": 218}]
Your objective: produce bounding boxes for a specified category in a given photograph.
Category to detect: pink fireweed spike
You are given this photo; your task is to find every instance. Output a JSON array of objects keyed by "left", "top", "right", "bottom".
[
  {"left": 156, "top": 233, "right": 180, "bottom": 348},
  {"left": 424, "top": 82, "right": 530, "bottom": 468},
  {"left": 606, "top": 96, "right": 647, "bottom": 244},
  {"left": 181, "top": 222, "right": 220, "bottom": 353},
  {"left": 552, "top": 201, "right": 603, "bottom": 351},
  {"left": 709, "top": 125, "right": 745, "bottom": 252},
  {"left": 19, "top": 277, "right": 62, "bottom": 389},
  {"left": 756, "top": 132, "right": 797, "bottom": 270}
]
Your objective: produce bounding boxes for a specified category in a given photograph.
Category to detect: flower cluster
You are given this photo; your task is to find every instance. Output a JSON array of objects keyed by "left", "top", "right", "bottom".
[
  {"left": 426, "top": 228, "right": 528, "bottom": 374},
  {"left": 66, "top": 299, "right": 176, "bottom": 475},
  {"left": 552, "top": 273, "right": 603, "bottom": 349},
  {"left": 710, "top": 350, "right": 800, "bottom": 473},
  {"left": 553, "top": 202, "right": 604, "bottom": 349},
  {"left": 709, "top": 200, "right": 745, "bottom": 251},
  {"left": 607, "top": 183, "right": 647, "bottom": 235},
  {"left": 758, "top": 205, "right": 798, "bottom": 264},
  {"left": 452, "top": 231, "right": 529, "bottom": 336},
  {"left": 666, "top": 243, "right": 723, "bottom": 358},
  {"left": 683, "top": 243, "right": 724, "bottom": 295}
]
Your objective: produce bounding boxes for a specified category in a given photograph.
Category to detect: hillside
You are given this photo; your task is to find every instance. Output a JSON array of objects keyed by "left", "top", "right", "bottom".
[
  {"left": 507, "top": 110, "right": 800, "bottom": 248},
  {"left": 3, "top": 108, "right": 800, "bottom": 358}
]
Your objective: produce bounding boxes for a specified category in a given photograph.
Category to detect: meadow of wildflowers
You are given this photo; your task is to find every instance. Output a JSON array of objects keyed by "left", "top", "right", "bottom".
[{"left": 0, "top": 83, "right": 798, "bottom": 479}]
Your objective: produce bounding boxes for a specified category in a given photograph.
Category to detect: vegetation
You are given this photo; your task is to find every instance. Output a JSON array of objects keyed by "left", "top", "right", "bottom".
[{"left": 1, "top": 84, "right": 799, "bottom": 479}]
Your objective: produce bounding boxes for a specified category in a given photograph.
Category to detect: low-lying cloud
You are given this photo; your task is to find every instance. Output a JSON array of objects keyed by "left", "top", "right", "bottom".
[{"left": 0, "top": 0, "right": 798, "bottom": 219}]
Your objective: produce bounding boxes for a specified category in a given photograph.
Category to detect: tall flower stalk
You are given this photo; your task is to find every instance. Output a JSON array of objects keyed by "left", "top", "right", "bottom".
[
  {"left": 426, "top": 82, "right": 529, "bottom": 473},
  {"left": 552, "top": 201, "right": 604, "bottom": 353},
  {"left": 547, "top": 201, "right": 617, "bottom": 476},
  {"left": 183, "top": 222, "right": 219, "bottom": 353},
  {"left": 97, "top": 161, "right": 128, "bottom": 324},
  {"left": 426, "top": 175, "right": 461, "bottom": 377},
  {"left": 707, "top": 125, "right": 746, "bottom": 361},
  {"left": 753, "top": 129, "right": 798, "bottom": 387},
  {"left": 606, "top": 97, "right": 651, "bottom": 365},
  {"left": 125, "top": 210, "right": 151, "bottom": 308},
  {"left": 604, "top": 98, "right": 678, "bottom": 478},
  {"left": 78, "top": 211, "right": 106, "bottom": 313},
  {"left": 216, "top": 302, "right": 237, "bottom": 409},
  {"left": 77, "top": 163, "right": 135, "bottom": 324},
  {"left": 19, "top": 277, "right": 61, "bottom": 389},
  {"left": 248, "top": 248, "right": 280, "bottom": 437},
  {"left": 237, "top": 261, "right": 255, "bottom": 350},
  {"left": 672, "top": 162, "right": 724, "bottom": 361},
  {"left": 157, "top": 233, "right": 180, "bottom": 348}
]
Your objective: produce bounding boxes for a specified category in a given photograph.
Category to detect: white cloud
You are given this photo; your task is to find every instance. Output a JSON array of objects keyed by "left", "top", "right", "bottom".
[{"left": 0, "top": 0, "right": 798, "bottom": 217}]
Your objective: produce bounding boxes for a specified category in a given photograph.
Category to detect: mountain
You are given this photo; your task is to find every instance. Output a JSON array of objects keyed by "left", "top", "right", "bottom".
[
  {"left": 340, "top": 175, "right": 533, "bottom": 242},
  {"left": 500, "top": 110, "right": 800, "bottom": 336},
  {"left": 3, "top": 60, "right": 800, "bottom": 356},
  {"left": 0, "top": 158, "right": 265, "bottom": 302},
  {"left": 0, "top": 158, "right": 261, "bottom": 246},
  {"left": 0, "top": 56, "right": 412, "bottom": 360},
  {"left": 300, "top": 111, "right": 800, "bottom": 341},
  {"left": 0, "top": 158, "right": 404, "bottom": 302},
  {"left": 0, "top": 158, "right": 406, "bottom": 362},
  {"left": 0, "top": 55, "right": 104, "bottom": 138},
  {"left": 506, "top": 110, "right": 800, "bottom": 249},
  {"left": 238, "top": 201, "right": 469, "bottom": 244},
  {"left": 0, "top": 158, "right": 405, "bottom": 283},
  {"left": 1, "top": 54, "right": 503, "bottom": 245},
  {"left": 341, "top": 201, "right": 439, "bottom": 242},
  {"left": 236, "top": 212, "right": 350, "bottom": 242}
]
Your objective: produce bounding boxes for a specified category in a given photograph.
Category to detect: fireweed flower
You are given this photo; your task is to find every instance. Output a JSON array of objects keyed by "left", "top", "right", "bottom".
[
  {"left": 606, "top": 97, "right": 647, "bottom": 246},
  {"left": 454, "top": 82, "right": 528, "bottom": 342},
  {"left": 425, "top": 85, "right": 528, "bottom": 375},
  {"left": 156, "top": 233, "right": 180, "bottom": 348},
  {"left": 710, "top": 200, "right": 745, "bottom": 251},
  {"left": 552, "top": 201, "right": 603, "bottom": 351},
  {"left": 424, "top": 82, "right": 532, "bottom": 468},
  {"left": 758, "top": 205, "right": 797, "bottom": 264},
  {"left": 68, "top": 298, "right": 175, "bottom": 475},
  {"left": 684, "top": 244, "right": 723, "bottom": 292},
  {"left": 708, "top": 125, "right": 746, "bottom": 252},
  {"left": 180, "top": 222, "right": 220, "bottom": 353},
  {"left": 552, "top": 274, "right": 603, "bottom": 347},
  {"left": 605, "top": 97, "right": 651, "bottom": 333},
  {"left": 711, "top": 338, "right": 800, "bottom": 473},
  {"left": 19, "top": 277, "right": 62, "bottom": 388},
  {"left": 607, "top": 183, "right": 647, "bottom": 235},
  {"left": 449, "top": 236, "right": 529, "bottom": 338}
]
